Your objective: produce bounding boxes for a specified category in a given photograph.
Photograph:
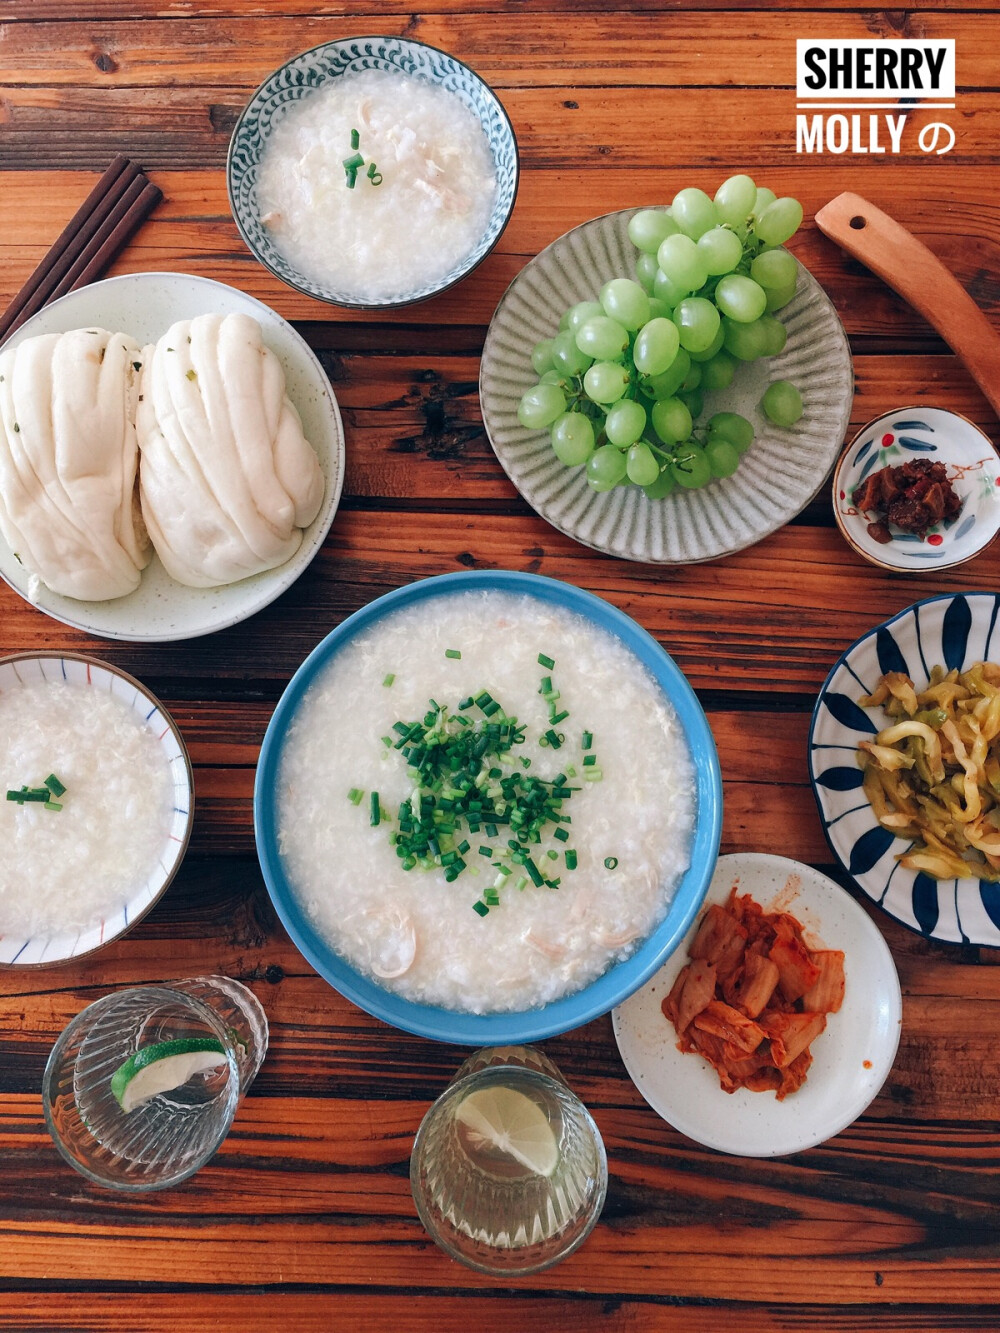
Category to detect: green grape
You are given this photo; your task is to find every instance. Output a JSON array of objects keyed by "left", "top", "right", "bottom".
[
  {"left": 752, "top": 186, "right": 777, "bottom": 218},
  {"left": 697, "top": 226, "right": 744, "bottom": 276},
  {"left": 713, "top": 174, "right": 756, "bottom": 227},
  {"left": 639, "top": 348, "right": 690, "bottom": 400},
  {"left": 550, "top": 411, "right": 596, "bottom": 466},
  {"left": 634, "top": 252, "right": 659, "bottom": 294},
  {"left": 722, "top": 317, "right": 768, "bottom": 360},
  {"left": 531, "top": 339, "right": 555, "bottom": 375},
  {"left": 750, "top": 248, "right": 798, "bottom": 291},
  {"left": 757, "top": 312, "right": 787, "bottom": 357},
  {"left": 656, "top": 234, "right": 709, "bottom": 294},
  {"left": 755, "top": 197, "right": 804, "bottom": 247},
  {"left": 761, "top": 380, "right": 804, "bottom": 426},
  {"left": 707, "top": 411, "right": 754, "bottom": 453},
  {"left": 651, "top": 396, "right": 693, "bottom": 444},
  {"left": 518, "top": 382, "right": 566, "bottom": 429},
  {"left": 600, "top": 278, "right": 650, "bottom": 331},
  {"left": 715, "top": 274, "right": 767, "bottom": 323},
  {"left": 583, "top": 360, "right": 630, "bottom": 404},
  {"left": 605, "top": 399, "right": 647, "bottom": 447},
  {"left": 626, "top": 441, "right": 660, "bottom": 486},
  {"left": 587, "top": 444, "right": 628, "bottom": 491},
  {"left": 652, "top": 267, "right": 688, "bottom": 308},
  {"left": 699, "top": 349, "right": 737, "bottom": 392},
  {"left": 566, "top": 300, "right": 605, "bottom": 335},
  {"left": 628, "top": 208, "right": 679, "bottom": 254},
  {"left": 633, "top": 317, "right": 681, "bottom": 376},
  {"left": 551, "top": 330, "right": 592, "bottom": 376},
  {"left": 764, "top": 279, "right": 797, "bottom": 312},
  {"left": 642, "top": 467, "right": 676, "bottom": 499},
  {"left": 681, "top": 362, "right": 702, "bottom": 391},
  {"left": 688, "top": 324, "right": 725, "bottom": 362},
  {"left": 705, "top": 437, "right": 740, "bottom": 478},
  {"left": 673, "top": 297, "right": 721, "bottom": 354},
  {"left": 678, "top": 388, "right": 703, "bottom": 420},
  {"left": 647, "top": 296, "right": 672, "bottom": 320},
  {"left": 576, "top": 315, "right": 629, "bottom": 361},
  {"left": 671, "top": 442, "right": 712, "bottom": 488},
  {"left": 671, "top": 187, "right": 719, "bottom": 240}
]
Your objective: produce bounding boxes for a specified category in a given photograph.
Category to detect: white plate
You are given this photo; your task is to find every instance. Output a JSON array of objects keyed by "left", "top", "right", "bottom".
[
  {"left": 612, "top": 852, "right": 902, "bottom": 1157},
  {"left": 0, "top": 273, "right": 345, "bottom": 641},
  {"left": 480, "top": 209, "right": 854, "bottom": 564}
]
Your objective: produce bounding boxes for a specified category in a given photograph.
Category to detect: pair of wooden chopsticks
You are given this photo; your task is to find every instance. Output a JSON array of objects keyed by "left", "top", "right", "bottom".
[{"left": 0, "top": 155, "right": 162, "bottom": 343}]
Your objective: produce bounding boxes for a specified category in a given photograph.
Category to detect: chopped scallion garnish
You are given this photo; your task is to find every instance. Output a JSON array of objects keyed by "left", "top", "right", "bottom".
[
  {"left": 350, "top": 127, "right": 360, "bottom": 150},
  {"left": 604, "top": 856, "right": 619, "bottom": 869},
  {"left": 538, "top": 653, "right": 555, "bottom": 669},
  {"left": 343, "top": 152, "right": 365, "bottom": 171},
  {"left": 44, "top": 774, "right": 66, "bottom": 797},
  {"left": 565, "top": 849, "right": 578, "bottom": 870},
  {"left": 582, "top": 731, "right": 593, "bottom": 750},
  {"left": 370, "top": 792, "right": 381, "bottom": 826},
  {"left": 383, "top": 673, "right": 395, "bottom": 687},
  {"left": 445, "top": 648, "right": 462, "bottom": 659}
]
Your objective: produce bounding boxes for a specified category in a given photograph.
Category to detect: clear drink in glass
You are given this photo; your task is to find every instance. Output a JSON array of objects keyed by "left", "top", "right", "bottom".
[
  {"left": 42, "top": 975, "right": 267, "bottom": 1191},
  {"left": 410, "top": 1045, "right": 607, "bottom": 1275}
]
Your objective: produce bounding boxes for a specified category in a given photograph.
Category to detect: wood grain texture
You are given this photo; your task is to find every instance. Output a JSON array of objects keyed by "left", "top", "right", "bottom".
[{"left": 2, "top": 2, "right": 1000, "bottom": 1329}]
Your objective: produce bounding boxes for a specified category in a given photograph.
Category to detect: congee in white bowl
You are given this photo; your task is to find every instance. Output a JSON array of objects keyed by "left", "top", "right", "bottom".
[
  {"left": 0, "top": 653, "right": 193, "bottom": 965},
  {"left": 255, "top": 571, "right": 722, "bottom": 1043}
]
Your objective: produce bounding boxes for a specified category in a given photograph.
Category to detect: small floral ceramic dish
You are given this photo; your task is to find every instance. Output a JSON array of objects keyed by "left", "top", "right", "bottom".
[
  {"left": 613, "top": 853, "right": 901, "bottom": 1157},
  {"left": 833, "top": 407, "right": 1000, "bottom": 572},
  {"left": 0, "top": 653, "right": 193, "bottom": 966},
  {"left": 809, "top": 591, "right": 1000, "bottom": 947},
  {"left": 228, "top": 37, "right": 518, "bottom": 309}
]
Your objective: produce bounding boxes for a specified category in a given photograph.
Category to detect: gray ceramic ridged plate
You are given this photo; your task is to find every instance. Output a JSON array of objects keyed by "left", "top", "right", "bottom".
[{"left": 480, "top": 210, "right": 854, "bottom": 564}]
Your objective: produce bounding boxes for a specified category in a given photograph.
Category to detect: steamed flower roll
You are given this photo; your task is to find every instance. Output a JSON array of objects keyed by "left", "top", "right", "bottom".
[
  {"left": 136, "top": 313, "right": 324, "bottom": 587},
  {"left": 0, "top": 327, "right": 150, "bottom": 601}
]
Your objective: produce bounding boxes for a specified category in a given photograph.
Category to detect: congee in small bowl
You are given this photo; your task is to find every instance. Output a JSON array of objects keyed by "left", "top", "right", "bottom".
[{"left": 254, "top": 571, "right": 721, "bottom": 1042}]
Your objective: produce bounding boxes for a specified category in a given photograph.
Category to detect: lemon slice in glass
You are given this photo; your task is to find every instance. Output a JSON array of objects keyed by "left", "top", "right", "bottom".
[
  {"left": 454, "top": 1084, "right": 560, "bottom": 1177},
  {"left": 110, "top": 1037, "right": 228, "bottom": 1114}
]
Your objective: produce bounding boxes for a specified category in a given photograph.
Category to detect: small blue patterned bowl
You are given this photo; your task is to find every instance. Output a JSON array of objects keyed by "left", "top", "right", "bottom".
[
  {"left": 833, "top": 407, "right": 1000, "bottom": 572},
  {"left": 227, "top": 37, "right": 519, "bottom": 309},
  {"left": 809, "top": 592, "right": 1000, "bottom": 947}
]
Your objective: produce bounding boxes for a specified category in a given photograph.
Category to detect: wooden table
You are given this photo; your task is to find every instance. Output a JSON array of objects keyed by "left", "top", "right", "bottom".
[{"left": 2, "top": 4, "right": 1000, "bottom": 1330}]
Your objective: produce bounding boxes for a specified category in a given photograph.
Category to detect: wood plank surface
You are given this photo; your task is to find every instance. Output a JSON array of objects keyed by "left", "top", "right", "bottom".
[{"left": 3, "top": 1, "right": 1000, "bottom": 1329}]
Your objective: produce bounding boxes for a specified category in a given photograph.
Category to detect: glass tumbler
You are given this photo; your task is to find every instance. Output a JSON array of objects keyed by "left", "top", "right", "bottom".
[
  {"left": 42, "top": 975, "right": 268, "bottom": 1191},
  {"left": 410, "top": 1045, "right": 608, "bottom": 1276}
]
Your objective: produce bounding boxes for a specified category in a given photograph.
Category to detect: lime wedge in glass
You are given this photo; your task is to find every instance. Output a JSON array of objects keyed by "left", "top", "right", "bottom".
[
  {"left": 110, "top": 1037, "right": 227, "bottom": 1114},
  {"left": 454, "top": 1084, "right": 560, "bottom": 1177}
]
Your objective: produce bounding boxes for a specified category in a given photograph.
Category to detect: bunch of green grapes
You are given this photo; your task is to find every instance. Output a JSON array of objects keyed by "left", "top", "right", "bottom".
[{"left": 517, "top": 175, "right": 805, "bottom": 499}]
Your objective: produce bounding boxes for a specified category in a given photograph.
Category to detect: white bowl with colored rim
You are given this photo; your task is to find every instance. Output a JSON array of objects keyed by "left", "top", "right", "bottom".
[
  {"left": 0, "top": 653, "right": 193, "bottom": 966},
  {"left": 833, "top": 406, "right": 1000, "bottom": 572},
  {"left": 227, "top": 36, "right": 519, "bottom": 309}
]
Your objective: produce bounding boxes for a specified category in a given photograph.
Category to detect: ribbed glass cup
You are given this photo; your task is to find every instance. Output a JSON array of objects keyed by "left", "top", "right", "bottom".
[
  {"left": 410, "top": 1045, "right": 607, "bottom": 1275},
  {"left": 42, "top": 975, "right": 267, "bottom": 1191}
]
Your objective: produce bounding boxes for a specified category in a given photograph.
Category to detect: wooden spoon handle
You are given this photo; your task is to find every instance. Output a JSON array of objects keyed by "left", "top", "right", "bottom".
[{"left": 815, "top": 191, "right": 1000, "bottom": 420}]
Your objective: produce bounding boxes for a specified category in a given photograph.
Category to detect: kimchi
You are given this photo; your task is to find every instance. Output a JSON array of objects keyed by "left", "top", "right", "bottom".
[{"left": 663, "top": 887, "right": 845, "bottom": 1100}]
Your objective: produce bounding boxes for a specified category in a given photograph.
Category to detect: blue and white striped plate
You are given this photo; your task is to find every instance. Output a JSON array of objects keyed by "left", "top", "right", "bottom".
[
  {"left": 809, "top": 592, "right": 1000, "bottom": 946},
  {"left": 0, "top": 654, "right": 193, "bottom": 966}
]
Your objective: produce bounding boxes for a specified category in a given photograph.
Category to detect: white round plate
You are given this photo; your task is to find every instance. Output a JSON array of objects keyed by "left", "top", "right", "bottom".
[
  {"left": 480, "top": 209, "right": 854, "bottom": 564},
  {"left": 833, "top": 406, "right": 1000, "bottom": 572},
  {"left": 0, "top": 273, "right": 345, "bottom": 641},
  {"left": 612, "top": 852, "right": 902, "bottom": 1157}
]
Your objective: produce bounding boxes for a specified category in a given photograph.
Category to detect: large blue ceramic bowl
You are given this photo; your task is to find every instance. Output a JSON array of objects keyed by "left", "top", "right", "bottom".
[
  {"left": 227, "top": 37, "right": 519, "bottom": 309},
  {"left": 809, "top": 590, "right": 1000, "bottom": 948},
  {"left": 254, "top": 571, "right": 722, "bottom": 1043}
]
